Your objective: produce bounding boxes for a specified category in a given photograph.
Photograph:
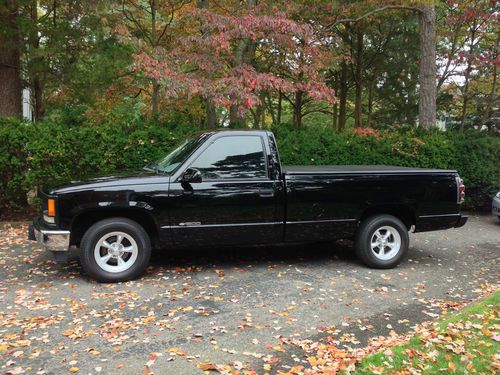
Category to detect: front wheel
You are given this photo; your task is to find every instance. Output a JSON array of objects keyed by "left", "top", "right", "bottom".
[
  {"left": 354, "top": 214, "right": 409, "bottom": 269},
  {"left": 80, "top": 218, "right": 151, "bottom": 282}
]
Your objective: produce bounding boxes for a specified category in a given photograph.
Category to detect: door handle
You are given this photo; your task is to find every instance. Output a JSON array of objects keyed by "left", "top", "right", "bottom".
[{"left": 259, "top": 190, "right": 274, "bottom": 198}]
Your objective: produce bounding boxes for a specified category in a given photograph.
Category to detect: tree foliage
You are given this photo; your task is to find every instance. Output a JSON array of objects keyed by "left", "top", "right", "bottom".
[{"left": 0, "top": 0, "right": 497, "bottom": 130}]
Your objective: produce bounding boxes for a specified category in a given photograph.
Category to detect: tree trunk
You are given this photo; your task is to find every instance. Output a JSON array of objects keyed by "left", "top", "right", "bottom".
[
  {"left": 53, "top": 0, "right": 56, "bottom": 26},
  {"left": 151, "top": 80, "right": 159, "bottom": 116},
  {"left": 354, "top": 22, "right": 364, "bottom": 128},
  {"left": 482, "top": 35, "right": 498, "bottom": 129},
  {"left": 229, "top": 29, "right": 249, "bottom": 127},
  {"left": 229, "top": 104, "right": 244, "bottom": 128},
  {"left": 418, "top": 5, "right": 437, "bottom": 128},
  {"left": 150, "top": 0, "right": 159, "bottom": 117},
  {"left": 260, "top": 92, "right": 265, "bottom": 128},
  {"left": 197, "top": 0, "right": 208, "bottom": 10},
  {"left": 332, "top": 73, "right": 338, "bottom": 129},
  {"left": 252, "top": 101, "right": 265, "bottom": 129},
  {"left": 338, "top": 61, "right": 348, "bottom": 132},
  {"left": 29, "top": 0, "right": 44, "bottom": 120},
  {"left": 197, "top": 0, "right": 216, "bottom": 128},
  {"left": 202, "top": 99, "right": 216, "bottom": 129},
  {"left": 229, "top": 38, "right": 247, "bottom": 127},
  {"left": 252, "top": 92, "right": 265, "bottom": 129},
  {"left": 459, "top": 22, "right": 478, "bottom": 131},
  {"left": 33, "top": 78, "right": 43, "bottom": 120},
  {"left": 332, "top": 101, "right": 338, "bottom": 129},
  {"left": 367, "top": 76, "right": 375, "bottom": 128},
  {"left": 293, "top": 90, "right": 303, "bottom": 128},
  {"left": 0, "top": 1, "right": 22, "bottom": 117},
  {"left": 263, "top": 93, "right": 276, "bottom": 125},
  {"left": 229, "top": 0, "right": 256, "bottom": 128},
  {"left": 229, "top": 35, "right": 256, "bottom": 127},
  {"left": 277, "top": 90, "right": 282, "bottom": 124}
]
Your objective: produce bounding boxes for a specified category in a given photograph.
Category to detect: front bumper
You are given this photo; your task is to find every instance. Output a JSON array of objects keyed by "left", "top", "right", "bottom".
[
  {"left": 454, "top": 215, "right": 468, "bottom": 228},
  {"left": 29, "top": 219, "right": 70, "bottom": 252},
  {"left": 492, "top": 196, "right": 500, "bottom": 217}
]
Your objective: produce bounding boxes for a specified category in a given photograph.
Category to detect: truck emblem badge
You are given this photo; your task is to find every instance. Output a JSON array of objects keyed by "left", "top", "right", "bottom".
[{"left": 179, "top": 222, "right": 201, "bottom": 226}]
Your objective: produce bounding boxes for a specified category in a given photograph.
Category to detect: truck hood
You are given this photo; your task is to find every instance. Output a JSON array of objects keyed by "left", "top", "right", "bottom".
[{"left": 45, "top": 170, "right": 168, "bottom": 195}]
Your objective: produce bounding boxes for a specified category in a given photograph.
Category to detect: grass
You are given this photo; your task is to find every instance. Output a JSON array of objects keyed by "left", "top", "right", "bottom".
[{"left": 353, "top": 291, "right": 500, "bottom": 374}]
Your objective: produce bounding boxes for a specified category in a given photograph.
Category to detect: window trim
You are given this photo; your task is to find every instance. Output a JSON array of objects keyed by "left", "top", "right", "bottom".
[{"left": 183, "top": 134, "right": 270, "bottom": 182}]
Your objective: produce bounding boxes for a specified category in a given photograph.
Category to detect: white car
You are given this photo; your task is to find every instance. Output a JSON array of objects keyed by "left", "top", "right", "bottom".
[{"left": 493, "top": 192, "right": 500, "bottom": 220}]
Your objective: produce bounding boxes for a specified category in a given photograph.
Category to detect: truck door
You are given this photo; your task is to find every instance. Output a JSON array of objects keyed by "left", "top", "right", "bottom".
[{"left": 167, "top": 134, "right": 283, "bottom": 247}]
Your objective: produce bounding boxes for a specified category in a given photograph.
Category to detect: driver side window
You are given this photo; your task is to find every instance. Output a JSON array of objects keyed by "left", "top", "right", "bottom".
[{"left": 189, "top": 135, "right": 267, "bottom": 180}]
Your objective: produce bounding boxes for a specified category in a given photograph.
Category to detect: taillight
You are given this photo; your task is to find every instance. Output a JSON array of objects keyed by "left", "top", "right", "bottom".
[{"left": 456, "top": 177, "right": 465, "bottom": 203}]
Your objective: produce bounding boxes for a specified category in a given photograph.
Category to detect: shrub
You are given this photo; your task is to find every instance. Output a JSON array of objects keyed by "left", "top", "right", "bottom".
[
  {"left": 0, "top": 117, "right": 195, "bottom": 210},
  {"left": 0, "top": 119, "right": 498, "bottom": 211}
]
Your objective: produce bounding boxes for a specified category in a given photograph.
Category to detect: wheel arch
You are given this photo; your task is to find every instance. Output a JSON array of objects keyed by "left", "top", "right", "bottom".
[
  {"left": 70, "top": 208, "right": 159, "bottom": 248},
  {"left": 360, "top": 204, "right": 416, "bottom": 230}
]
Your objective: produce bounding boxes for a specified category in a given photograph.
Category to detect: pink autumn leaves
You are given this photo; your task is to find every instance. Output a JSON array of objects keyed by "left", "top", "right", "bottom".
[{"left": 134, "top": 5, "right": 335, "bottom": 116}]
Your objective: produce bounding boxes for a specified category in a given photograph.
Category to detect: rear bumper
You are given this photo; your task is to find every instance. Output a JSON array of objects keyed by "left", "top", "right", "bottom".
[
  {"left": 454, "top": 215, "right": 468, "bottom": 228},
  {"left": 415, "top": 213, "right": 468, "bottom": 232},
  {"left": 29, "top": 219, "right": 70, "bottom": 252}
]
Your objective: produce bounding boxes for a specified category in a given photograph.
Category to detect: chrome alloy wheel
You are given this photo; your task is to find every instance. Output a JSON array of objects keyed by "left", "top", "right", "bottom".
[
  {"left": 94, "top": 231, "right": 138, "bottom": 273},
  {"left": 370, "top": 225, "right": 401, "bottom": 261}
]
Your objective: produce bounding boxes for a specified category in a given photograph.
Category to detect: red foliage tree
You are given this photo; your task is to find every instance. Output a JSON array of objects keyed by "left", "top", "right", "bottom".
[{"left": 135, "top": 2, "right": 335, "bottom": 127}]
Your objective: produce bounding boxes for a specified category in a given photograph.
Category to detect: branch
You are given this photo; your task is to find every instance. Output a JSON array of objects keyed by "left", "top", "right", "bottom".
[
  {"left": 156, "top": 10, "right": 175, "bottom": 45},
  {"left": 437, "top": 24, "right": 461, "bottom": 91},
  {"left": 327, "top": 5, "right": 422, "bottom": 29},
  {"left": 122, "top": 2, "right": 153, "bottom": 45},
  {"left": 281, "top": 91, "right": 293, "bottom": 105},
  {"left": 126, "top": 0, "right": 152, "bottom": 15},
  {"left": 133, "top": 88, "right": 144, "bottom": 98},
  {"left": 156, "top": 0, "right": 185, "bottom": 45},
  {"left": 0, "top": 62, "right": 20, "bottom": 70}
]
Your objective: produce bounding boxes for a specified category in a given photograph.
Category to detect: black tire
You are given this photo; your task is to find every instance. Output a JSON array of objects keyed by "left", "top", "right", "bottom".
[
  {"left": 354, "top": 214, "right": 409, "bottom": 269},
  {"left": 80, "top": 218, "right": 151, "bottom": 282}
]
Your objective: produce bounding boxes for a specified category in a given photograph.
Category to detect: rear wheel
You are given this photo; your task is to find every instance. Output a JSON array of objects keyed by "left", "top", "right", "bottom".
[
  {"left": 80, "top": 218, "right": 151, "bottom": 282},
  {"left": 355, "top": 214, "right": 409, "bottom": 269}
]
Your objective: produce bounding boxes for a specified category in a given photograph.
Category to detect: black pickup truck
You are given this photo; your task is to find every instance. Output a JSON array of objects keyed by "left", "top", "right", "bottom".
[{"left": 29, "top": 130, "right": 467, "bottom": 282}]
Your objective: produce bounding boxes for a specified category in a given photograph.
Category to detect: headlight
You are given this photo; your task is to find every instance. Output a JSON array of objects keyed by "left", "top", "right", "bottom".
[
  {"left": 496, "top": 192, "right": 500, "bottom": 198},
  {"left": 43, "top": 214, "right": 55, "bottom": 224}
]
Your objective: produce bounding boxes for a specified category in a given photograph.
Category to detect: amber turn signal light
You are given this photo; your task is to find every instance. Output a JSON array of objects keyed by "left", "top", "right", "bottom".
[{"left": 47, "top": 198, "right": 56, "bottom": 217}]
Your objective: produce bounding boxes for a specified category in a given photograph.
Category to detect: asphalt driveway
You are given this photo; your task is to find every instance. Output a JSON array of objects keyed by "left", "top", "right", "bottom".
[{"left": 0, "top": 214, "right": 498, "bottom": 374}]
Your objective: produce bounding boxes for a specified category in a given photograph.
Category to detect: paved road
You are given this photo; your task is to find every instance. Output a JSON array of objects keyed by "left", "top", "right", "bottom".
[{"left": 0, "top": 214, "right": 498, "bottom": 374}]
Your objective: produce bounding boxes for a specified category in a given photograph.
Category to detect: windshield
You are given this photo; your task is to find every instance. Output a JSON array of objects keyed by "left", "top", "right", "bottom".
[{"left": 146, "top": 135, "right": 205, "bottom": 174}]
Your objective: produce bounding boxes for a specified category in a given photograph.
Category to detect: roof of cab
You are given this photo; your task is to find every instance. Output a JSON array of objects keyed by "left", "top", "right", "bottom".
[{"left": 190, "top": 128, "right": 273, "bottom": 137}]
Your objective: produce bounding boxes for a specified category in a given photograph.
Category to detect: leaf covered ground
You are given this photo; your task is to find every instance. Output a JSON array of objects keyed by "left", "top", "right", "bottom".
[{"left": 0, "top": 215, "right": 498, "bottom": 374}]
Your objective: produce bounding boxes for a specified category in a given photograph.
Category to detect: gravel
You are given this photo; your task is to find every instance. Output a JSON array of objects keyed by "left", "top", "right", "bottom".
[{"left": 0, "top": 214, "right": 498, "bottom": 374}]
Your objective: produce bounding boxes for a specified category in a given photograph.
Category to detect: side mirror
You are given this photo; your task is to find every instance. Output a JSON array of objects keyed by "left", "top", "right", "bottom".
[{"left": 181, "top": 167, "right": 202, "bottom": 184}]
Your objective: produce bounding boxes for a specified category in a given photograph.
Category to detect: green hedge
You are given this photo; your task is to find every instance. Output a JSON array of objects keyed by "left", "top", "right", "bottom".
[
  {"left": 0, "top": 119, "right": 498, "bottom": 212},
  {"left": 0, "top": 118, "right": 196, "bottom": 210}
]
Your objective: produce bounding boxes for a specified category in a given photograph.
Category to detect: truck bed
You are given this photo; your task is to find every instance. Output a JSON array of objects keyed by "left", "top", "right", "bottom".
[{"left": 283, "top": 165, "right": 456, "bottom": 175}]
